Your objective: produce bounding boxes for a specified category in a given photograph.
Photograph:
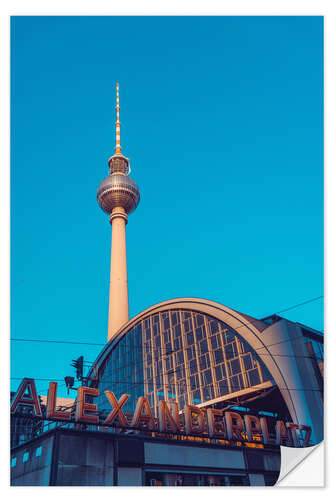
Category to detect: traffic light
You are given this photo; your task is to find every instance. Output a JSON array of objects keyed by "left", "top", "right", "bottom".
[
  {"left": 64, "top": 376, "right": 75, "bottom": 394},
  {"left": 71, "top": 356, "right": 84, "bottom": 381}
]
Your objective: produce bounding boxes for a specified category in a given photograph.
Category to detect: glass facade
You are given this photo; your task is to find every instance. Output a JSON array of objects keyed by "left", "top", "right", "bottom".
[
  {"left": 98, "top": 322, "right": 144, "bottom": 417},
  {"left": 97, "top": 309, "right": 273, "bottom": 416}
]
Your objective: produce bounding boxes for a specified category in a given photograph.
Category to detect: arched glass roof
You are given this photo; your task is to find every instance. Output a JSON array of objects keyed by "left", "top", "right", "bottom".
[{"left": 95, "top": 307, "right": 273, "bottom": 417}]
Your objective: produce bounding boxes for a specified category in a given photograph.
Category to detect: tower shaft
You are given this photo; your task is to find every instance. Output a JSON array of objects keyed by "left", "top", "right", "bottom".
[
  {"left": 97, "top": 84, "right": 140, "bottom": 342},
  {"left": 108, "top": 207, "right": 129, "bottom": 341}
]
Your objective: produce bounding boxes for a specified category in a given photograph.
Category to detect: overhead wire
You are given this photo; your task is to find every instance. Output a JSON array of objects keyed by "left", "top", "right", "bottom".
[
  {"left": 10, "top": 295, "right": 323, "bottom": 397},
  {"left": 59, "top": 336, "right": 322, "bottom": 385},
  {"left": 10, "top": 295, "right": 323, "bottom": 348},
  {"left": 10, "top": 333, "right": 323, "bottom": 394},
  {"left": 10, "top": 376, "right": 322, "bottom": 393}
]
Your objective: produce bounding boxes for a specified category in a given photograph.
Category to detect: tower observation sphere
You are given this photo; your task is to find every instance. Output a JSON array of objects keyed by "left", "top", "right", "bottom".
[
  {"left": 97, "top": 84, "right": 140, "bottom": 341},
  {"left": 97, "top": 172, "right": 140, "bottom": 215}
]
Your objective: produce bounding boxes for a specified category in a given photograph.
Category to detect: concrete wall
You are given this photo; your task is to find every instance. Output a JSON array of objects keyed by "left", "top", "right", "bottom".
[
  {"left": 144, "top": 442, "right": 245, "bottom": 469},
  {"left": 11, "top": 434, "right": 54, "bottom": 486},
  {"left": 11, "top": 429, "right": 280, "bottom": 486},
  {"left": 256, "top": 320, "right": 323, "bottom": 443},
  {"left": 56, "top": 434, "right": 114, "bottom": 486},
  {"left": 117, "top": 467, "right": 142, "bottom": 486}
]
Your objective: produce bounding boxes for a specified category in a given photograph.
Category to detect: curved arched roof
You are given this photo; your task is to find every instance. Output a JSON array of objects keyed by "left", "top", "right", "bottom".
[
  {"left": 90, "top": 297, "right": 323, "bottom": 442},
  {"left": 93, "top": 297, "right": 269, "bottom": 370}
]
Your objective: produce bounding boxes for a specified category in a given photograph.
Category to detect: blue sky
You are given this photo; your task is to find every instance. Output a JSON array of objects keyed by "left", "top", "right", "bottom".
[{"left": 11, "top": 16, "right": 323, "bottom": 398}]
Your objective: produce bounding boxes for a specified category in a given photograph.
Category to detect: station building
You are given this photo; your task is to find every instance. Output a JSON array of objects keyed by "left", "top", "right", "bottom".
[
  {"left": 89, "top": 298, "right": 324, "bottom": 446},
  {"left": 10, "top": 85, "right": 323, "bottom": 486},
  {"left": 10, "top": 424, "right": 281, "bottom": 486},
  {"left": 10, "top": 301, "right": 323, "bottom": 486}
]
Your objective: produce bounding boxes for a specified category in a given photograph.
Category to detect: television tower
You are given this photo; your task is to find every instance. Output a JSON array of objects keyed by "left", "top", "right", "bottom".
[{"left": 97, "top": 84, "right": 140, "bottom": 341}]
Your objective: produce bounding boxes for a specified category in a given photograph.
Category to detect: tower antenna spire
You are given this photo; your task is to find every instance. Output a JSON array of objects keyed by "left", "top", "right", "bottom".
[
  {"left": 115, "top": 83, "right": 121, "bottom": 154},
  {"left": 98, "top": 85, "right": 140, "bottom": 341}
]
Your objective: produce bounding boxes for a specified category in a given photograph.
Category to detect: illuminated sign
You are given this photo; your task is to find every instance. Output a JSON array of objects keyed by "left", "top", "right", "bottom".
[{"left": 10, "top": 378, "right": 312, "bottom": 448}]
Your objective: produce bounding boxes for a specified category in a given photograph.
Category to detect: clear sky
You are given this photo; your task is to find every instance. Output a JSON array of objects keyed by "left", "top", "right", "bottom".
[{"left": 10, "top": 16, "right": 323, "bottom": 398}]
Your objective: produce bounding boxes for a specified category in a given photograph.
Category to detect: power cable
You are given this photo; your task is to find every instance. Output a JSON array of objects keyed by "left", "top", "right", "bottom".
[
  {"left": 10, "top": 376, "right": 322, "bottom": 393},
  {"left": 10, "top": 332, "right": 323, "bottom": 389},
  {"left": 10, "top": 295, "right": 323, "bottom": 348},
  {"left": 10, "top": 296, "right": 323, "bottom": 399},
  {"left": 275, "top": 296, "right": 324, "bottom": 315}
]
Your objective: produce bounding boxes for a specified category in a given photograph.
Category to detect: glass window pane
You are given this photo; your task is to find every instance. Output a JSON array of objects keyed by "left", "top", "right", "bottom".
[
  {"left": 203, "top": 369, "right": 212, "bottom": 385},
  {"left": 190, "top": 374, "right": 199, "bottom": 389},
  {"left": 230, "top": 375, "right": 243, "bottom": 392},
  {"left": 209, "top": 320, "right": 219, "bottom": 334},
  {"left": 211, "top": 335, "right": 221, "bottom": 350},
  {"left": 214, "top": 349, "right": 223, "bottom": 364},
  {"left": 203, "top": 385, "right": 214, "bottom": 401},
  {"left": 219, "top": 381, "right": 229, "bottom": 396},
  {"left": 192, "top": 390, "right": 201, "bottom": 404},
  {"left": 189, "top": 359, "right": 198, "bottom": 374},
  {"left": 154, "top": 335, "right": 161, "bottom": 347},
  {"left": 186, "top": 332, "right": 194, "bottom": 345},
  {"left": 225, "top": 343, "right": 236, "bottom": 360},
  {"left": 165, "top": 342, "right": 172, "bottom": 354},
  {"left": 199, "top": 355, "right": 207, "bottom": 370},
  {"left": 184, "top": 320, "right": 191, "bottom": 333},
  {"left": 187, "top": 345, "right": 196, "bottom": 360},
  {"left": 171, "top": 311, "right": 180, "bottom": 325},
  {"left": 176, "top": 351, "right": 184, "bottom": 365},
  {"left": 230, "top": 358, "right": 241, "bottom": 375},
  {"left": 195, "top": 327, "right": 204, "bottom": 341},
  {"left": 195, "top": 314, "right": 205, "bottom": 327},
  {"left": 199, "top": 339, "right": 208, "bottom": 355},
  {"left": 243, "top": 354, "right": 252, "bottom": 370},
  {"left": 163, "top": 316, "right": 170, "bottom": 330},
  {"left": 174, "top": 337, "right": 182, "bottom": 351},
  {"left": 152, "top": 314, "right": 159, "bottom": 324},
  {"left": 260, "top": 363, "right": 272, "bottom": 382},
  {"left": 215, "top": 364, "right": 226, "bottom": 380},
  {"left": 173, "top": 324, "right": 181, "bottom": 337},
  {"left": 224, "top": 330, "right": 235, "bottom": 343},
  {"left": 247, "top": 368, "right": 260, "bottom": 386}
]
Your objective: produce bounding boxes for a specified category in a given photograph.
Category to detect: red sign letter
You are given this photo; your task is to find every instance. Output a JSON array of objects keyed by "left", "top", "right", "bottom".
[
  {"left": 131, "top": 396, "right": 156, "bottom": 430},
  {"left": 10, "top": 378, "right": 42, "bottom": 416},
  {"left": 286, "top": 422, "right": 301, "bottom": 447},
  {"left": 46, "top": 382, "right": 71, "bottom": 420},
  {"left": 104, "top": 392, "right": 130, "bottom": 427},
  {"left": 158, "top": 400, "right": 180, "bottom": 433},
  {"left": 298, "top": 425, "right": 312, "bottom": 447},
  {"left": 184, "top": 405, "right": 205, "bottom": 435},
  {"left": 75, "top": 386, "right": 99, "bottom": 424},
  {"left": 260, "top": 417, "right": 276, "bottom": 445},
  {"left": 207, "top": 408, "right": 226, "bottom": 438},
  {"left": 244, "top": 415, "right": 263, "bottom": 442},
  {"left": 225, "top": 411, "right": 244, "bottom": 441},
  {"left": 275, "top": 420, "right": 292, "bottom": 446}
]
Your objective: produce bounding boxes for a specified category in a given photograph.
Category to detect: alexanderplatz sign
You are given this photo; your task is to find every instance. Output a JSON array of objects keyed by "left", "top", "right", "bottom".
[{"left": 11, "top": 378, "right": 312, "bottom": 448}]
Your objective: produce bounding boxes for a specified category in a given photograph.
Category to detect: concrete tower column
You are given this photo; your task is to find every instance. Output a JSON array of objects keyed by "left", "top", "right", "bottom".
[
  {"left": 108, "top": 207, "right": 129, "bottom": 341},
  {"left": 97, "top": 84, "right": 140, "bottom": 342}
]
